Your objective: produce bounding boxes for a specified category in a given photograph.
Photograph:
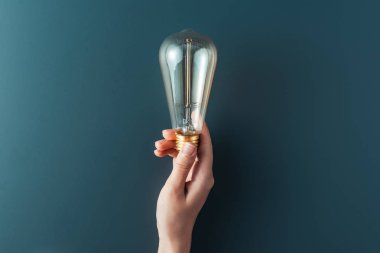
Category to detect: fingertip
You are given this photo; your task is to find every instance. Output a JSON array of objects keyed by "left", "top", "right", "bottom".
[
  {"left": 162, "top": 129, "right": 177, "bottom": 140},
  {"left": 154, "top": 149, "right": 165, "bottom": 157},
  {"left": 155, "top": 140, "right": 162, "bottom": 149},
  {"left": 162, "top": 129, "right": 172, "bottom": 136}
]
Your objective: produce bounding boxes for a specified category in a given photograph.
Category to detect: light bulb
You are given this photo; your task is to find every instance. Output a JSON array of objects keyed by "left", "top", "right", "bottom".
[{"left": 159, "top": 29, "right": 217, "bottom": 150}]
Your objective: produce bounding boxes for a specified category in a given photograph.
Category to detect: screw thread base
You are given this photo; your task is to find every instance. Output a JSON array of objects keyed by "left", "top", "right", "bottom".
[{"left": 175, "top": 132, "right": 199, "bottom": 151}]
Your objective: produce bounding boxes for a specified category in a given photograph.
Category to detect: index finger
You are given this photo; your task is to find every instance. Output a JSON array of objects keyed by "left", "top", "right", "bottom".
[{"left": 162, "top": 129, "right": 177, "bottom": 140}]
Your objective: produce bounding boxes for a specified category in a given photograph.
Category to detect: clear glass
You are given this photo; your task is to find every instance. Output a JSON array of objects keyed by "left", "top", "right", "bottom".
[{"left": 159, "top": 29, "right": 217, "bottom": 135}]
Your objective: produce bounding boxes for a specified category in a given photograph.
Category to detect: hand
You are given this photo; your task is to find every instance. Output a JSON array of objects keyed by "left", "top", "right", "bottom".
[{"left": 154, "top": 123, "right": 214, "bottom": 253}]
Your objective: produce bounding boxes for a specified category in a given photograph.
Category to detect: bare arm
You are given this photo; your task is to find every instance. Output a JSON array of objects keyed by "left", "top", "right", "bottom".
[{"left": 154, "top": 123, "right": 214, "bottom": 253}]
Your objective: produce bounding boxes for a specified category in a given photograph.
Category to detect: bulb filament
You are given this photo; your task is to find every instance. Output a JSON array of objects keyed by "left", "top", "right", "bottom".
[{"left": 183, "top": 38, "right": 194, "bottom": 134}]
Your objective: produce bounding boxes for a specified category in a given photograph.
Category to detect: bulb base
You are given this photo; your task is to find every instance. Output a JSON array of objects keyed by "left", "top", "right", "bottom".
[{"left": 175, "top": 132, "right": 199, "bottom": 151}]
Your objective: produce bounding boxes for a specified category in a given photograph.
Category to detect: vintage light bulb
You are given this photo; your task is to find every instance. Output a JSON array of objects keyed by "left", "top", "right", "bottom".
[{"left": 159, "top": 29, "right": 217, "bottom": 150}]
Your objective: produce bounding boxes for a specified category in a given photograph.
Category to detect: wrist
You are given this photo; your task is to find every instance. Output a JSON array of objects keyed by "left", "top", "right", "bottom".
[{"left": 158, "top": 236, "right": 192, "bottom": 253}]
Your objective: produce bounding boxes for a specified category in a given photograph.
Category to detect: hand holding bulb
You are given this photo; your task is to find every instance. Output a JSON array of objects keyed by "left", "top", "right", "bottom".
[
  {"left": 156, "top": 29, "right": 216, "bottom": 253},
  {"left": 154, "top": 123, "right": 214, "bottom": 253}
]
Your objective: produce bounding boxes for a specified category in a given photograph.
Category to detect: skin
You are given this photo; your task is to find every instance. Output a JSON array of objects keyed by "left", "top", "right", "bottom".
[{"left": 154, "top": 123, "right": 214, "bottom": 253}]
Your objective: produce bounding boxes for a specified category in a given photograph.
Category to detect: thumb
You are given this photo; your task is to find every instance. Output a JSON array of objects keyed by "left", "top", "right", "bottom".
[{"left": 167, "top": 143, "right": 197, "bottom": 191}]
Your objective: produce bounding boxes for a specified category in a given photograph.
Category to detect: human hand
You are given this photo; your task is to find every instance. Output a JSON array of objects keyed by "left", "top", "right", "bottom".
[{"left": 154, "top": 123, "right": 214, "bottom": 253}]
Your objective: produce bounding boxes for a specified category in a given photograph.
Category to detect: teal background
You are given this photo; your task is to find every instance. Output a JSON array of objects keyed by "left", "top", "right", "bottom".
[{"left": 0, "top": 0, "right": 379, "bottom": 252}]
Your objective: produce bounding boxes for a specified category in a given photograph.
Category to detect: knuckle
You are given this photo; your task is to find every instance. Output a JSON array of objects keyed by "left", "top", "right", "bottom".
[
  {"left": 164, "top": 181, "right": 179, "bottom": 195},
  {"left": 166, "top": 187, "right": 177, "bottom": 196},
  {"left": 175, "top": 157, "right": 192, "bottom": 171}
]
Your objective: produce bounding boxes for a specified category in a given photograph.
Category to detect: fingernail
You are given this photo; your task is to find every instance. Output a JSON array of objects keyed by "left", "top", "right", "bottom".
[{"left": 182, "top": 143, "right": 196, "bottom": 155}]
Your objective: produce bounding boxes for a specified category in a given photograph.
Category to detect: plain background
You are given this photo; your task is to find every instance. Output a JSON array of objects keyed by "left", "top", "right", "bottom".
[{"left": 1, "top": 0, "right": 379, "bottom": 252}]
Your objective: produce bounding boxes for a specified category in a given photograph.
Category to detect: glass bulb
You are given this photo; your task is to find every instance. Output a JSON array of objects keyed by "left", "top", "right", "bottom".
[{"left": 159, "top": 29, "right": 217, "bottom": 150}]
